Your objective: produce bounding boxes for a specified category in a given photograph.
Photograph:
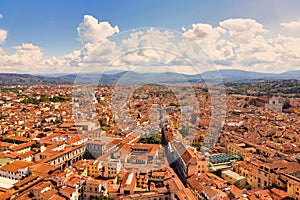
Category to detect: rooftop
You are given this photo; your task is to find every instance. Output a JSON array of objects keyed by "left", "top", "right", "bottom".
[{"left": 208, "top": 153, "right": 238, "bottom": 165}]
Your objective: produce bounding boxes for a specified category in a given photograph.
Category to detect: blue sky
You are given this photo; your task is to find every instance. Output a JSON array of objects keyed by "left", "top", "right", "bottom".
[
  {"left": 1, "top": 0, "right": 299, "bottom": 56},
  {"left": 1, "top": 0, "right": 300, "bottom": 73}
]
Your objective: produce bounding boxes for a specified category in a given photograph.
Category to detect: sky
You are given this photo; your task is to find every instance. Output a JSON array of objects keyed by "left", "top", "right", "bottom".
[{"left": 1, "top": 0, "right": 300, "bottom": 74}]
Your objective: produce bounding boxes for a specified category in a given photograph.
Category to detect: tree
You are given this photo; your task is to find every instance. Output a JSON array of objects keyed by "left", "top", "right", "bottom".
[
  {"left": 212, "top": 170, "right": 221, "bottom": 177},
  {"left": 54, "top": 119, "right": 61, "bottom": 125},
  {"left": 31, "top": 143, "right": 40, "bottom": 148},
  {"left": 282, "top": 99, "right": 291, "bottom": 110},
  {"left": 193, "top": 142, "right": 202, "bottom": 151},
  {"left": 140, "top": 134, "right": 162, "bottom": 144},
  {"left": 150, "top": 135, "right": 162, "bottom": 144},
  {"left": 234, "top": 181, "right": 243, "bottom": 189},
  {"left": 169, "top": 102, "right": 180, "bottom": 107},
  {"left": 179, "top": 127, "right": 189, "bottom": 138},
  {"left": 202, "top": 88, "right": 208, "bottom": 92}
]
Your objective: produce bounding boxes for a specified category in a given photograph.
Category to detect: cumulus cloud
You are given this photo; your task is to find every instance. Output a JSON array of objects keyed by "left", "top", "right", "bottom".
[
  {"left": 0, "top": 47, "right": 5, "bottom": 55},
  {"left": 1, "top": 16, "right": 300, "bottom": 74},
  {"left": 180, "top": 18, "right": 300, "bottom": 72},
  {"left": 12, "top": 43, "right": 43, "bottom": 60},
  {"left": 281, "top": 20, "right": 300, "bottom": 30},
  {"left": 119, "top": 28, "right": 178, "bottom": 66},
  {"left": 183, "top": 23, "right": 222, "bottom": 41},
  {"left": 182, "top": 23, "right": 232, "bottom": 62},
  {"left": 216, "top": 19, "right": 283, "bottom": 68},
  {"left": 220, "top": 18, "right": 267, "bottom": 42},
  {"left": 0, "top": 29, "right": 7, "bottom": 43},
  {"left": 270, "top": 35, "right": 300, "bottom": 65},
  {"left": 0, "top": 43, "right": 46, "bottom": 73},
  {"left": 77, "top": 15, "right": 119, "bottom": 44}
]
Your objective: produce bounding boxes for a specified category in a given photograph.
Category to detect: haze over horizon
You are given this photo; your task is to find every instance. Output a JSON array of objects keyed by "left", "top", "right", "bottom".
[{"left": 1, "top": 0, "right": 300, "bottom": 74}]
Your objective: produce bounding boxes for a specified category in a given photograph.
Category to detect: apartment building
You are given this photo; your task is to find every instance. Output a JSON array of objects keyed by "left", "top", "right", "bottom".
[
  {"left": 221, "top": 170, "right": 246, "bottom": 188},
  {"left": 0, "top": 160, "right": 32, "bottom": 180}
]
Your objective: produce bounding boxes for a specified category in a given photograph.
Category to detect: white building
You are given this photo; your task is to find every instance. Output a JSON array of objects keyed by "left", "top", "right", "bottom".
[{"left": 0, "top": 160, "right": 32, "bottom": 180}]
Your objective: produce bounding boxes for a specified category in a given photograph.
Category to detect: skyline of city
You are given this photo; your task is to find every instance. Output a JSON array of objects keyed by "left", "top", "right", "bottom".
[{"left": 0, "top": 1, "right": 300, "bottom": 200}]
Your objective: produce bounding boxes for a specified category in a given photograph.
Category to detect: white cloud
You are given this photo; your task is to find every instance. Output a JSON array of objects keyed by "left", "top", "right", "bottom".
[
  {"left": 0, "top": 13, "right": 3, "bottom": 19},
  {"left": 1, "top": 16, "right": 300, "bottom": 74},
  {"left": 182, "top": 23, "right": 232, "bottom": 62},
  {"left": 0, "top": 29, "right": 7, "bottom": 43},
  {"left": 270, "top": 35, "right": 300, "bottom": 65},
  {"left": 47, "top": 50, "right": 82, "bottom": 69},
  {"left": 0, "top": 47, "right": 5, "bottom": 55},
  {"left": 119, "top": 28, "right": 178, "bottom": 66},
  {"left": 281, "top": 20, "right": 300, "bottom": 30},
  {"left": 220, "top": 18, "right": 267, "bottom": 42},
  {"left": 12, "top": 43, "right": 43, "bottom": 60},
  {"left": 77, "top": 15, "right": 119, "bottom": 44},
  {"left": 234, "top": 35, "right": 278, "bottom": 64},
  {"left": 179, "top": 18, "right": 300, "bottom": 72},
  {"left": 183, "top": 23, "right": 222, "bottom": 41},
  {"left": 0, "top": 43, "right": 47, "bottom": 73},
  {"left": 0, "top": 15, "right": 121, "bottom": 74},
  {"left": 82, "top": 40, "right": 118, "bottom": 63},
  {"left": 214, "top": 39, "right": 236, "bottom": 61}
]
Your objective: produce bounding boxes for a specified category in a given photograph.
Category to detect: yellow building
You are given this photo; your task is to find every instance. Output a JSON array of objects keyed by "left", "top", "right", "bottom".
[
  {"left": 86, "top": 160, "right": 102, "bottom": 178},
  {"left": 102, "top": 160, "right": 121, "bottom": 178},
  {"left": 83, "top": 179, "right": 107, "bottom": 199},
  {"left": 226, "top": 142, "right": 256, "bottom": 160},
  {"left": 287, "top": 176, "right": 300, "bottom": 200},
  {"left": 221, "top": 170, "right": 246, "bottom": 188},
  {"left": 226, "top": 143, "right": 243, "bottom": 156},
  {"left": 235, "top": 161, "right": 259, "bottom": 189}
]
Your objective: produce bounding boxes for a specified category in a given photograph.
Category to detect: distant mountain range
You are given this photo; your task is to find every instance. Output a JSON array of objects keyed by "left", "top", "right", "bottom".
[
  {"left": 0, "top": 73, "right": 72, "bottom": 85},
  {"left": 202, "top": 69, "right": 300, "bottom": 80},
  {"left": 0, "top": 69, "right": 300, "bottom": 85}
]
